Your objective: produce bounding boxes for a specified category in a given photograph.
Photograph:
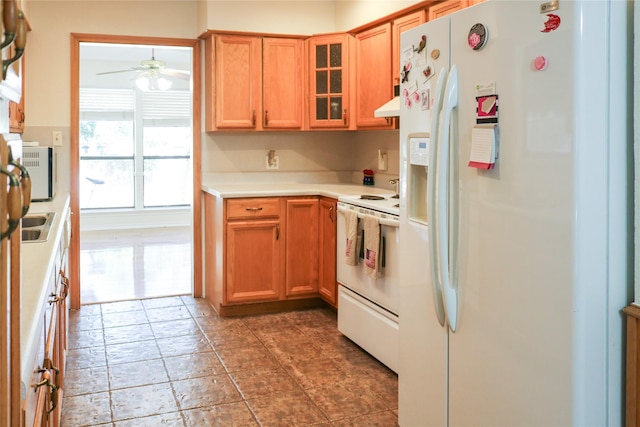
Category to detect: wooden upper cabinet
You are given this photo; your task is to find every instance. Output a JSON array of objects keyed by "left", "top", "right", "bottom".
[
  {"left": 207, "top": 35, "right": 261, "bottom": 130},
  {"left": 308, "top": 33, "right": 353, "bottom": 129},
  {"left": 428, "top": 0, "right": 469, "bottom": 20},
  {"left": 262, "top": 38, "right": 305, "bottom": 130},
  {"left": 354, "top": 22, "right": 394, "bottom": 129},
  {"left": 205, "top": 34, "right": 304, "bottom": 131},
  {"left": 392, "top": 10, "right": 426, "bottom": 86}
]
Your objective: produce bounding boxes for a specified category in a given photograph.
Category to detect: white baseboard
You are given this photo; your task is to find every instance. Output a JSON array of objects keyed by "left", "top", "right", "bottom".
[{"left": 80, "top": 207, "right": 191, "bottom": 232}]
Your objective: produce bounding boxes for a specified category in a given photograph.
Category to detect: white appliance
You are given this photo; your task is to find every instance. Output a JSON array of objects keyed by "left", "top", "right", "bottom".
[
  {"left": 336, "top": 195, "right": 400, "bottom": 372},
  {"left": 22, "top": 147, "right": 56, "bottom": 201},
  {"left": 398, "top": 1, "right": 631, "bottom": 426}
]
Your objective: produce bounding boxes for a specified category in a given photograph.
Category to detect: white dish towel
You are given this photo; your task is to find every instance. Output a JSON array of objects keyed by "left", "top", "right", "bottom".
[
  {"left": 363, "top": 214, "right": 380, "bottom": 278},
  {"left": 343, "top": 209, "right": 359, "bottom": 266}
]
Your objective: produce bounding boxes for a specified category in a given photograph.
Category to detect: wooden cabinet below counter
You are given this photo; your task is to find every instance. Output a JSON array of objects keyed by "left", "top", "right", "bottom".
[{"left": 203, "top": 193, "right": 337, "bottom": 316}]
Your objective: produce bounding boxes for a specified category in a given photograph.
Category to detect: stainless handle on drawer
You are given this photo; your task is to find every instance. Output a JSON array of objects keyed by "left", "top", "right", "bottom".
[{"left": 245, "top": 207, "right": 263, "bottom": 212}]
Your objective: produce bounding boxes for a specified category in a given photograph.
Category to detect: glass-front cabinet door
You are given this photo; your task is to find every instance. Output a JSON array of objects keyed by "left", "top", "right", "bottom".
[{"left": 309, "top": 34, "right": 353, "bottom": 129}]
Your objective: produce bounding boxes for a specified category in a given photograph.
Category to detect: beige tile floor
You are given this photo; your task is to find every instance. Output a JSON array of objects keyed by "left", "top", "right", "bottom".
[
  {"left": 67, "top": 227, "right": 398, "bottom": 426},
  {"left": 63, "top": 297, "right": 399, "bottom": 426}
]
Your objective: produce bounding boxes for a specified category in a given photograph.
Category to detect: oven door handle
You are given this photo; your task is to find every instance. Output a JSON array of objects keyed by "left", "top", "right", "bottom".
[{"left": 336, "top": 205, "right": 399, "bottom": 228}]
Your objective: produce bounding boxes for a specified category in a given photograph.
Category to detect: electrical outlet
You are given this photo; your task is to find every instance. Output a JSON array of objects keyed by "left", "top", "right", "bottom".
[
  {"left": 52, "top": 131, "right": 63, "bottom": 147},
  {"left": 266, "top": 155, "right": 279, "bottom": 169}
]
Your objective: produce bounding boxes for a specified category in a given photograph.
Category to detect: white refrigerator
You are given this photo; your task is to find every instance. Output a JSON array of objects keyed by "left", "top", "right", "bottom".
[{"left": 398, "top": 1, "right": 632, "bottom": 426}]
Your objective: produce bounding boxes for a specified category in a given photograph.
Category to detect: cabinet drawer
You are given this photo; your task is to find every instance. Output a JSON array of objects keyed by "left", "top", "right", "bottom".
[{"left": 226, "top": 198, "right": 280, "bottom": 220}]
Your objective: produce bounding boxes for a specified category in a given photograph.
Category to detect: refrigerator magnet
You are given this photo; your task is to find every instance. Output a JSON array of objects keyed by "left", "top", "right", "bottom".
[
  {"left": 414, "top": 35, "right": 427, "bottom": 54},
  {"left": 541, "top": 14, "right": 561, "bottom": 32},
  {"left": 475, "top": 94, "right": 499, "bottom": 124},
  {"left": 401, "top": 61, "right": 411, "bottom": 83},
  {"left": 421, "top": 89, "right": 430, "bottom": 111},
  {"left": 468, "top": 23, "right": 488, "bottom": 50},
  {"left": 422, "top": 65, "right": 434, "bottom": 83}
]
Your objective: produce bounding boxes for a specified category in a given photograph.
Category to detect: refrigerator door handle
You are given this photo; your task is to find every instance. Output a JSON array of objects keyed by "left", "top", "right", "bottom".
[
  {"left": 427, "top": 67, "right": 449, "bottom": 327},
  {"left": 438, "top": 64, "right": 459, "bottom": 332}
]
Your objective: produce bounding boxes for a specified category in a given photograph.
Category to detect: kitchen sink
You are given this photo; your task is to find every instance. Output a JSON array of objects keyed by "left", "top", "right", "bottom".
[{"left": 21, "top": 212, "right": 55, "bottom": 243}]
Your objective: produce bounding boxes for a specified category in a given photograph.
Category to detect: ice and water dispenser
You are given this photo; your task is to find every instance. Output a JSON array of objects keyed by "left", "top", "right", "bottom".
[{"left": 408, "top": 134, "right": 429, "bottom": 225}]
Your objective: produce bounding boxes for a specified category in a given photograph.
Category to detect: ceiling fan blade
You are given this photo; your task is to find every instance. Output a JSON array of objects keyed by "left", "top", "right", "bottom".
[
  {"left": 160, "top": 69, "right": 190, "bottom": 80},
  {"left": 96, "top": 69, "right": 137, "bottom": 76}
]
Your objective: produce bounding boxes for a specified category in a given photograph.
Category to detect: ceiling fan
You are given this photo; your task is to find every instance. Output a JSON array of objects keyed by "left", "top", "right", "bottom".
[{"left": 96, "top": 48, "right": 190, "bottom": 90}]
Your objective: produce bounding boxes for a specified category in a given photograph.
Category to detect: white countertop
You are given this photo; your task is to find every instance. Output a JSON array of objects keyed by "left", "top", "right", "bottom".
[
  {"left": 20, "top": 193, "right": 71, "bottom": 389},
  {"left": 202, "top": 181, "right": 395, "bottom": 200}
]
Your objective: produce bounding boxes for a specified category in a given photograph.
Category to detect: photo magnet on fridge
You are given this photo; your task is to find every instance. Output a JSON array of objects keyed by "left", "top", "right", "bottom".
[{"left": 476, "top": 94, "right": 498, "bottom": 124}]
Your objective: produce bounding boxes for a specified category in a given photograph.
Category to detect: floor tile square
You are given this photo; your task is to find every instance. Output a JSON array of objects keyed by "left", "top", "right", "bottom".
[
  {"left": 215, "top": 344, "right": 279, "bottom": 373},
  {"left": 64, "top": 365, "right": 110, "bottom": 397},
  {"left": 108, "top": 359, "right": 169, "bottom": 389},
  {"left": 106, "top": 340, "right": 161, "bottom": 365},
  {"left": 61, "top": 391, "right": 112, "bottom": 426},
  {"left": 111, "top": 383, "right": 179, "bottom": 421},
  {"left": 182, "top": 402, "right": 258, "bottom": 426},
  {"left": 246, "top": 391, "right": 329, "bottom": 426},
  {"left": 172, "top": 375, "right": 243, "bottom": 410},
  {"left": 103, "top": 323, "right": 155, "bottom": 345},
  {"left": 101, "top": 300, "right": 144, "bottom": 314},
  {"left": 68, "top": 329, "right": 105, "bottom": 349},
  {"left": 332, "top": 410, "right": 400, "bottom": 426},
  {"left": 69, "top": 313, "right": 103, "bottom": 332},
  {"left": 230, "top": 367, "right": 302, "bottom": 399},
  {"left": 141, "top": 296, "right": 186, "bottom": 309},
  {"left": 113, "top": 411, "right": 185, "bottom": 426},
  {"left": 164, "top": 351, "right": 226, "bottom": 381},
  {"left": 146, "top": 305, "right": 192, "bottom": 322},
  {"left": 305, "top": 379, "right": 388, "bottom": 421},
  {"left": 66, "top": 346, "right": 107, "bottom": 370},
  {"left": 102, "top": 309, "right": 148, "bottom": 328},
  {"left": 156, "top": 333, "right": 212, "bottom": 358},
  {"left": 150, "top": 318, "right": 201, "bottom": 339}
]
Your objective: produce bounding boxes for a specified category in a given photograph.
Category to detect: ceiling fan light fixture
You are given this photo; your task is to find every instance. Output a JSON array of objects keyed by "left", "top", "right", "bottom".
[
  {"left": 135, "top": 74, "right": 172, "bottom": 91},
  {"left": 135, "top": 75, "right": 150, "bottom": 91}
]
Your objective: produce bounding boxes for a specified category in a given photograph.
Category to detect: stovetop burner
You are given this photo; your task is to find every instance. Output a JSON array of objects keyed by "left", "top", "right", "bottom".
[{"left": 360, "top": 195, "right": 386, "bottom": 200}]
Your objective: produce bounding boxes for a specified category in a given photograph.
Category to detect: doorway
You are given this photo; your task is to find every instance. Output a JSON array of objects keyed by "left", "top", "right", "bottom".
[{"left": 70, "top": 34, "right": 202, "bottom": 308}]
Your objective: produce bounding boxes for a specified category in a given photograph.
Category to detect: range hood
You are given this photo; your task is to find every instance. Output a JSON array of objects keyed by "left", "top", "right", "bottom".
[{"left": 374, "top": 84, "right": 400, "bottom": 118}]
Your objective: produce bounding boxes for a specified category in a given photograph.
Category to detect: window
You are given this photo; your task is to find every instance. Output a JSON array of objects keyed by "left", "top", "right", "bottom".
[{"left": 79, "top": 88, "right": 192, "bottom": 210}]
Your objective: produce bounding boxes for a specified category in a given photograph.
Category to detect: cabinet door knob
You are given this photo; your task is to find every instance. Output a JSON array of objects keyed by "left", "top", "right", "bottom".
[
  {"left": 276, "top": 223, "right": 280, "bottom": 240},
  {"left": 343, "top": 109, "right": 348, "bottom": 126},
  {"left": 264, "top": 110, "right": 269, "bottom": 126},
  {"left": 252, "top": 110, "right": 256, "bottom": 127},
  {"left": 329, "top": 205, "right": 334, "bottom": 222}
]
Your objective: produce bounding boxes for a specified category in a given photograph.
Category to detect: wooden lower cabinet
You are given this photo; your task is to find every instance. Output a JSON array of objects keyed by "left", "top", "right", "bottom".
[
  {"left": 318, "top": 197, "right": 337, "bottom": 307},
  {"left": 204, "top": 193, "right": 338, "bottom": 315},
  {"left": 23, "top": 238, "right": 70, "bottom": 426},
  {"left": 226, "top": 219, "right": 282, "bottom": 303},
  {"left": 285, "top": 198, "right": 319, "bottom": 297}
]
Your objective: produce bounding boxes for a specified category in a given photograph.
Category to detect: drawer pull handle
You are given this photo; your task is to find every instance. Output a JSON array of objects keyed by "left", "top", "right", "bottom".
[{"left": 245, "top": 207, "right": 263, "bottom": 212}]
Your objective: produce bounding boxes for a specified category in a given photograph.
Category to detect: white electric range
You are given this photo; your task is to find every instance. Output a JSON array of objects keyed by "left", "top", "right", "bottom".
[{"left": 335, "top": 193, "right": 400, "bottom": 373}]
